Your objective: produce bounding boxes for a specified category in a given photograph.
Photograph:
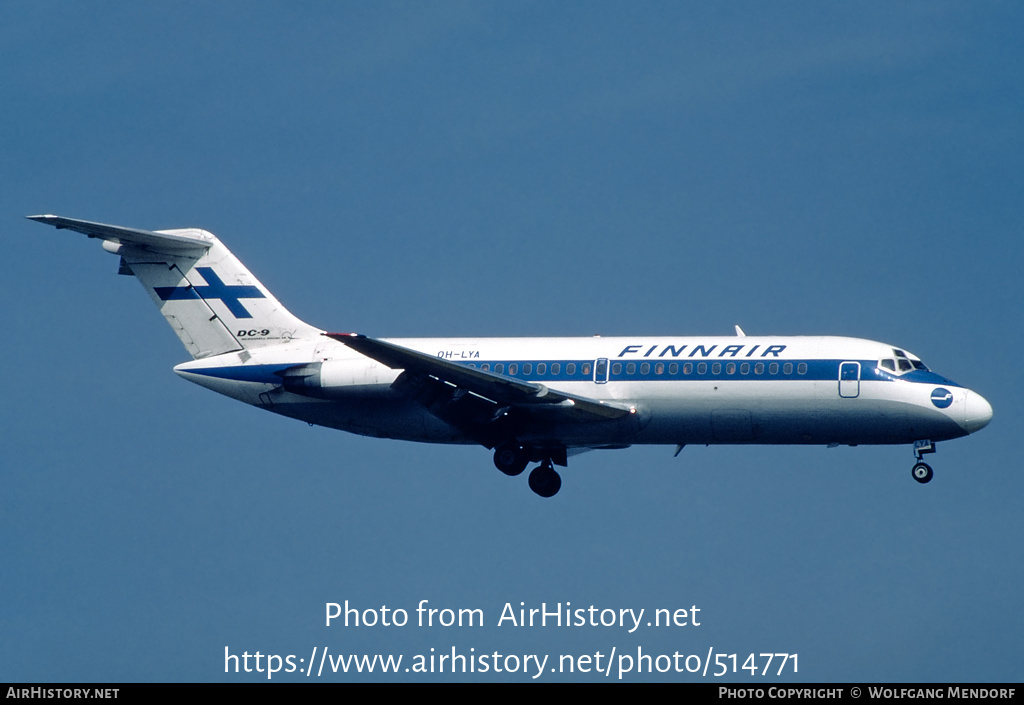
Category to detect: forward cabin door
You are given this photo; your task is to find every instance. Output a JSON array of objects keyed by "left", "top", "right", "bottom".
[{"left": 839, "top": 361, "right": 861, "bottom": 398}]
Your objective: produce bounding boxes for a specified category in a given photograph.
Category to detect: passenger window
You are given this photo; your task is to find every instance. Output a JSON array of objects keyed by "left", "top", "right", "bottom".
[
  {"left": 523, "top": 363, "right": 532, "bottom": 376},
  {"left": 740, "top": 363, "right": 750, "bottom": 375},
  {"left": 612, "top": 362, "right": 622, "bottom": 375},
  {"left": 551, "top": 363, "right": 560, "bottom": 375},
  {"left": 712, "top": 362, "right": 722, "bottom": 375},
  {"left": 626, "top": 362, "right": 636, "bottom": 375},
  {"left": 797, "top": 363, "right": 807, "bottom": 375},
  {"left": 655, "top": 363, "right": 664, "bottom": 375},
  {"left": 726, "top": 363, "right": 736, "bottom": 375},
  {"left": 482, "top": 363, "right": 490, "bottom": 371},
  {"left": 582, "top": 363, "right": 591, "bottom": 375},
  {"left": 697, "top": 362, "right": 707, "bottom": 374},
  {"left": 684, "top": 363, "right": 693, "bottom": 375},
  {"left": 669, "top": 362, "right": 679, "bottom": 375},
  {"left": 769, "top": 363, "right": 779, "bottom": 375},
  {"left": 495, "top": 363, "right": 504, "bottom": 374},
  {"left": 755, "top": 362, "right": 764, "bottom": 375},
  {"left": 567, "top": 363, "right": 576, "bottom": 375},
  {"left": 537, "top": 363, "right": 546, "bottom": 375},
  {"left": 640, "top": 362, "right": 650, "bottom": 375},
  {"left": 783, "top": 363, "right": 793, "bottom": 375},
  {"left": 509, "top": 363, "right": 518, "bottom": 375}
]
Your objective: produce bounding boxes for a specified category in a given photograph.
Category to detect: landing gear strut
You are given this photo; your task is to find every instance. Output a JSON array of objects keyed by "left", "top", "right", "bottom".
[
  {"left": 912, "top": 440, "right": 935, "bottom": 484},
  {"left": 528, "top": 460, "right": 562, "bottom": 498}
]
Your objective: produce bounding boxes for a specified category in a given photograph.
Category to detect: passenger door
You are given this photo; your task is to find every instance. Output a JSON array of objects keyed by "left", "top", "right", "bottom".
[{"left": 839, "top": 361, "right": 860, "bottom": 398}]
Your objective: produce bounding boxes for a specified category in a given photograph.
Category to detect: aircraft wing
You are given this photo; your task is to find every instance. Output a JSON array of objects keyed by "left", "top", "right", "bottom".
[
  {"left": 27, "top": 214, "right": 212, "bottom": 255},
  {"left": 325, "top": 333, "right": 632, "bottom": 421}
]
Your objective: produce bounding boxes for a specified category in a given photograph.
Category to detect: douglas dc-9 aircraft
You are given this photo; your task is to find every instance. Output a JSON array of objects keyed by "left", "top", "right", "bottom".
[{"left": 29, "top": 215, "right": 993, "bottom": 497}]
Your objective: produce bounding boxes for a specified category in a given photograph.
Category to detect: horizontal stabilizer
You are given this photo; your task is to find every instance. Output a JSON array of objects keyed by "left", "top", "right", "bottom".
[{"left": 27, "top": 214, "right": 213, "bottom": 255}]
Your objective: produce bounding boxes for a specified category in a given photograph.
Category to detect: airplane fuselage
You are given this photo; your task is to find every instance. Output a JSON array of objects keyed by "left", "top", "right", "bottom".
[
  {"left": 174, "top": 335, "right": 989, "bottom": 449},
  {"left": 29, "top": 215, "right": 993, "bottom": 496}
]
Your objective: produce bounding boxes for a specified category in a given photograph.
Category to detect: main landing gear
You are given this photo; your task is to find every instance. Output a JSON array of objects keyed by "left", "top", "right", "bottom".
[
  {"left": 493, "top": 444, "right": 529, "bottom": 476},
  {"left": 528, "top": 461, "right": 562, "bottom": 498},
  {"left": 911, "top": 440, "right": 935, "bottom": 484},
  {"left": 493, "top": 443, "right": 563, "bottom": 497}
]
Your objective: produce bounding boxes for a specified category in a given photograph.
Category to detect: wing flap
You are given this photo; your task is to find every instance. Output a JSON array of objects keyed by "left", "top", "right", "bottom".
[{"left": 325, "top": 333, "right": 632, "bottom": 420}]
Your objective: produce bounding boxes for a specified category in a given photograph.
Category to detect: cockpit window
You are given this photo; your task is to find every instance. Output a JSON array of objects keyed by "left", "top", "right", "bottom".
[{"left": 878, "top": 348, "right": 929, "bottom": 376}]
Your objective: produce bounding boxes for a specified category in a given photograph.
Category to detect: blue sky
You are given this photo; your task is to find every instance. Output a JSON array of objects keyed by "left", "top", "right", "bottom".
[{"left": 3, "top": 1, "right": 1021, "bottom": 682}]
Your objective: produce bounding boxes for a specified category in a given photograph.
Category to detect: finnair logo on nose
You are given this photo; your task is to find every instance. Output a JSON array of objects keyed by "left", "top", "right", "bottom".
[{"left": 931, "top": 388, "right": 953, "bottom": 409}]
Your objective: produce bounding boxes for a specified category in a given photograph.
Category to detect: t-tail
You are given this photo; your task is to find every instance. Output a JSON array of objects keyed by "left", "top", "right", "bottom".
[{"left": 27, "top": 215, "right": 321, "bottom": 359}]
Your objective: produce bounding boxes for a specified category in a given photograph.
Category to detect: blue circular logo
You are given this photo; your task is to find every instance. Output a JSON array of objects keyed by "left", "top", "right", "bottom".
[{"left": 931, "top": 388, "right": 953, "bottom": 409}]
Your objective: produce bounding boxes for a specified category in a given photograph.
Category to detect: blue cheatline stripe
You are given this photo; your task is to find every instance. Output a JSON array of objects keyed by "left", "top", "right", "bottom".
[
  {"left": 461, "top": 358, "right": 961, "bottom": 387},
  {"left": 467, "top": 358, "right": 837, "bottom": 382},
  {"left": 180, "top": 359, "right": 961, "bottom": 388}
]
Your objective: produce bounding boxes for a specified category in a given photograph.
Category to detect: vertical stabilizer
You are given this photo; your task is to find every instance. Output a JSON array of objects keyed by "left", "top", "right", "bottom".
[{"left": 28, "top": 215, "right": 321, "bottom": 359}]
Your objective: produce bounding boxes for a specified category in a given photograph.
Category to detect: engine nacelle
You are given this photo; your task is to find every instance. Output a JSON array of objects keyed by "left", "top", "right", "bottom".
[{"left": 278, "top": 359, "right": 397, "bottom": 399}]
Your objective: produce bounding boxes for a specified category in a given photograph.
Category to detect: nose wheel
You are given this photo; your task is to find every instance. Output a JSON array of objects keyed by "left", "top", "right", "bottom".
[{"left": 911, "top": 440, "right": 935, "bottom": 484}]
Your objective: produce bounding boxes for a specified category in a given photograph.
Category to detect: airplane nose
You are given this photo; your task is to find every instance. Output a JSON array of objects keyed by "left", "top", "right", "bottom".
[{"left": 962, "top": 391, "right": 993, "bottom": 434}]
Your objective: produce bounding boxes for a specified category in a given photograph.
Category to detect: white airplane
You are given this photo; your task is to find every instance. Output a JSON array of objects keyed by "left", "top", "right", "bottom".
[{"left": 29, "top": 215, "right": 993, "bottom": 497}]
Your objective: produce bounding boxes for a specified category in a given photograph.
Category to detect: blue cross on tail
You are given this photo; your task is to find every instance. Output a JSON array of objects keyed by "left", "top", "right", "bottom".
[{"left": 154, "top": 267, "right": 265, "bottom": 319}]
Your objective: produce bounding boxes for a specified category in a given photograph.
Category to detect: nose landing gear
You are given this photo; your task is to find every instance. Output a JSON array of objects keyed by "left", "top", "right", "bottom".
[{"left": 912, "top": 440, "right": 935, "bottom": 484}]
